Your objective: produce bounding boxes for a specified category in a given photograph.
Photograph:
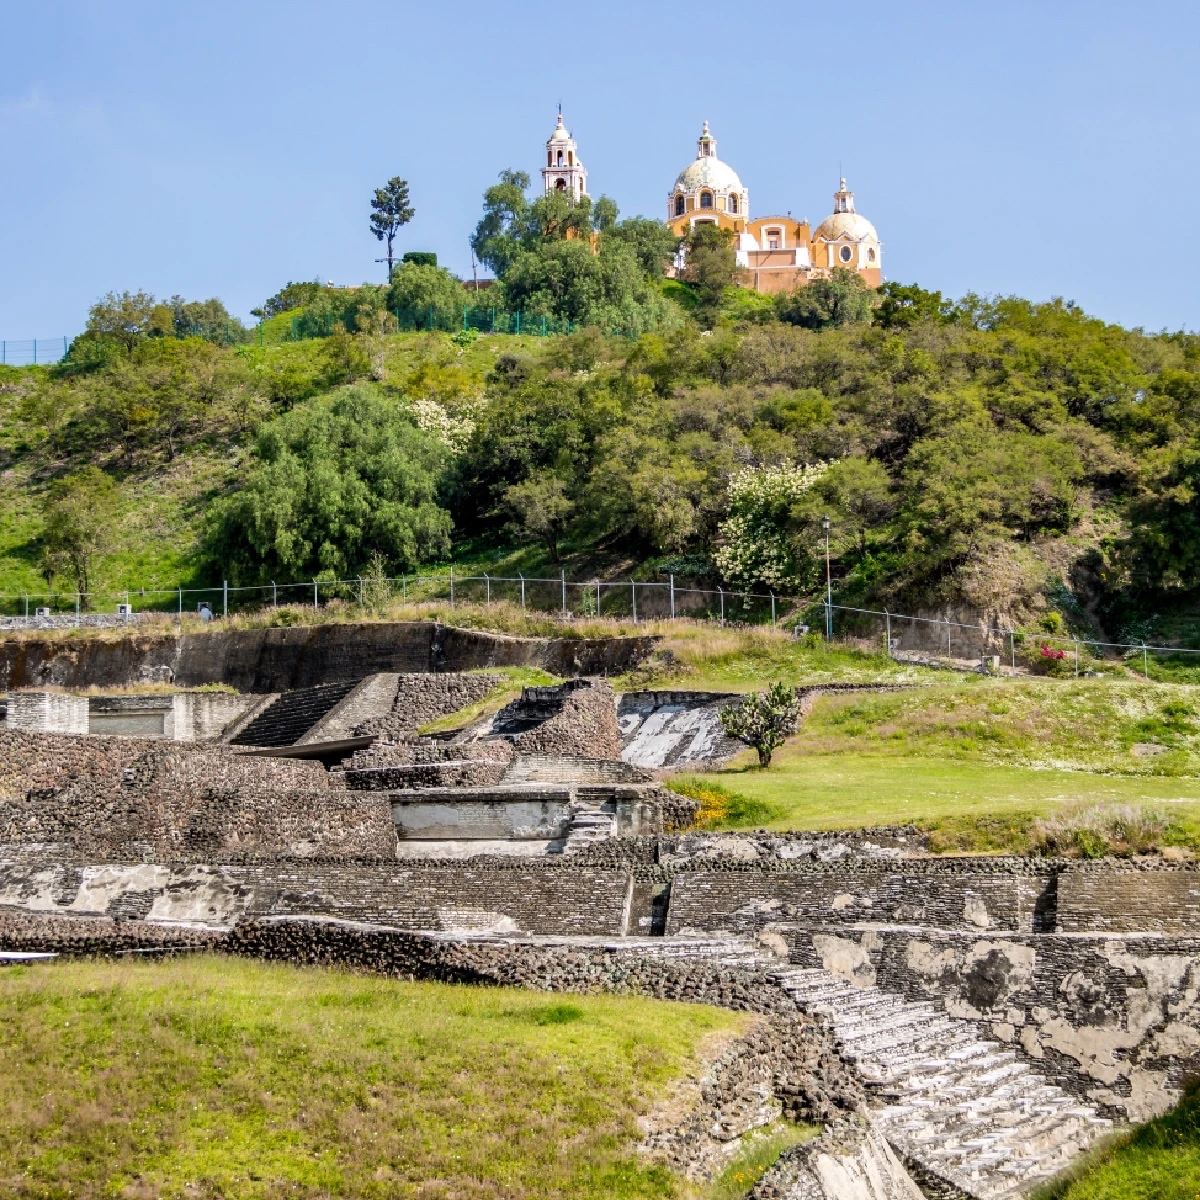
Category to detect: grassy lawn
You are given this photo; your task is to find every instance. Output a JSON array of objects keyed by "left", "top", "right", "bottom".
[
  {"left": 681, "top": 678, "right": 1200, "bottom": 852},
  {"left": 1036, "top": 1083, "right": 1200, "bottom": 1199},
  {"left": 0, "top": 956, "right": 747, "bottom": 1200}
]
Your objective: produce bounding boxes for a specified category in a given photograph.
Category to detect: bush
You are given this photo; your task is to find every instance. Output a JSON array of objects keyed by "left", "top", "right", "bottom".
[{"left": 718, "top": 682, "right": 800, "bottom": 768}]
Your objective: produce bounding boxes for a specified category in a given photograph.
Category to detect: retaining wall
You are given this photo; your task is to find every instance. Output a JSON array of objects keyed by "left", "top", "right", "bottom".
[{"left": 0, "top": 622, "right": 656, "bottom": 692}]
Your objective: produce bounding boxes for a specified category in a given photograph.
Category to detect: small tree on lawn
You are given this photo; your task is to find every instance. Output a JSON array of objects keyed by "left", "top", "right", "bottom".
[{"left": 719, "top": 682, "right": 799, "bottom": 768}]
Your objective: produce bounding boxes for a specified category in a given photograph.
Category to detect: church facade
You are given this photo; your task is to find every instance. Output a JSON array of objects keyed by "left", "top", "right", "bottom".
[
  {"left": 664, "top": 122, "right": 882, "bottom": 293},
  {"left": 537, "top": 113, "right": 881, "bottom": 295}
]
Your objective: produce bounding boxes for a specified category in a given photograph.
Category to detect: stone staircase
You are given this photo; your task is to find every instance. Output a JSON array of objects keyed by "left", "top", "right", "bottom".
[
  {"left": 230, "top": 680, "right": 360, "bottom": 747},
  {"left": 772, "top": 966, "right": 1114, "bottom": 1199},
  {"left": 560, "top": 804, "right": 616, "bottom": 853}
]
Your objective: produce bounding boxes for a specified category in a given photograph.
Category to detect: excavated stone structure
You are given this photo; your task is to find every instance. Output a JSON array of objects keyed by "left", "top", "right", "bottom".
[{"left": 2, "top": 662, "right": 1198, "bottom": 1197}]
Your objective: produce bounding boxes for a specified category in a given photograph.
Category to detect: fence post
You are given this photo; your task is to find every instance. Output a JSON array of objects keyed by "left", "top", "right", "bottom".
[
  {"left": 1143, "top": 642, "right": 1149, "bottom": 679},
  {"left": 223, "top": 580, "right": 228, "bottom": 619},
  {"left": 449, "top": 566, "right": 454, "bottom": 606},
  {"left": 1010, "top": 629, "right": 1015, "bottom": 671},
  {"left": 947, "top": 620, "right": 951, "bottom": 657},
  {"left": 631, "top": 580, "right": 637, "bottom": 624},
  {"left": 885, "top": 609, "right": 892, "bottom": 658},
  {"left": 595, "top": 579, "right": 601, "bottom": 616},
  {"left": 719, "top": 587, "right": 725, "bottom": 624},
  {"left": 357, "top": 576, "right": 364, "bottom": 608},
  {"left": 178, "top": 587, "right": 182, "bottom": 618},
  {"left": 485, "top": 574, "right": 490, "bottom": 606},
  {"left": 1074, "top": 638, "right": 1079, "bottom": 677},
  {"left": 401, "top": 575, "right": 406, "bottom": 602},
  {"left": 541, "top": 315, "right": 547, "bottom": 337},
  {"left": 515, "top": 311, "right": 521, "bottom": 335},
  {"left": 771, "top": 593, "right": 776, "bottom": 627},
  {"left": 561, "top": 569, "right": 567, "bottom": 616},
  {"left": 272, "top": 580, "right": 277, "bottom": 608},
  {"left": 669, "top": 574, "right": 675, "bottom": 619},
  {"left": 313, "top": 579, "right": 318, "bottom": 609},
  {"left": 519, "top": 574, "right": 525, "bottom": 611},
  {"left": 75, "top": 591, "right": 80, "bottom": 628},
  {"left": 33, "top": 340, "right": 37, "bottom": 366}
]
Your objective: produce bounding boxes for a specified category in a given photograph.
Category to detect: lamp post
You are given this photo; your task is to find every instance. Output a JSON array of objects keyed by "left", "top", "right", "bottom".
[{"left": 822, "top": 514, "right": 832, "bottom": 640}]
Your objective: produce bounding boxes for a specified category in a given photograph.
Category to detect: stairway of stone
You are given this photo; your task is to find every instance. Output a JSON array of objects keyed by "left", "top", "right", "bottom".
[
  {"left": 560, "top": 804, "right": 617, "bottom": 854},
  {"left": 772, "top": 966, "right": 1113, "bottom": 1199},
  {"left": 230, "top": 680, "right": 360, "bottom": 748}
]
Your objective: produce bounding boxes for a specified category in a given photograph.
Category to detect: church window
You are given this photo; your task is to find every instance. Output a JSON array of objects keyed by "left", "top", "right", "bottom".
[
  {"left": 700, "top": 191, "right": 713, "bottom": 209},
  {"left": 675, "top": 195, "right": 685, "bottom": 216},
  {"left": 547, "top": 151, "right": 552, "bottom": 166},
  {"left": 556, "top": 178, "right": 567, "bottom": 191},
  {"left": 839, "top": 245, "right": 853, "bottom": 262},
  {"left": 767, "top": 229, "right": 781, "bottom": 250},
  {"left": 557, "top": 150, "right": 563, "bottom": 165},
  {"left": 867, "top": 247, "right": 876, "bottom": 263},
  {"left": 568, "top": 151, "right": 574, "bottom": 166},
  {"left": 728, "top": 194, "right": 738, "bottom": 214}
]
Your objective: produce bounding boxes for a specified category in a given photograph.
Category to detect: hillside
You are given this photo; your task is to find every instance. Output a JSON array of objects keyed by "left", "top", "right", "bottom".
[{"left": 3, "top": 293, "right": 1199, "bottom": 650}]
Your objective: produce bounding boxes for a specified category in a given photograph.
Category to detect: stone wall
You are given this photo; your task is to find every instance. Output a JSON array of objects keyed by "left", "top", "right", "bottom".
[
  {"left": 789, "top": 925, "right": 1200, "bottom": 1122},
  {"left": 0, "top": 622, "right": 657, "bottom": 692},
  {"left": 353, "top": 672, "right": 502, "bottom": 739},
  {"left": 5, "top": 691, "right": 89, "bottom": 734},
  {"left": 493, "top": 678, "right": 622, "bottom": 759},
  {"left": 0, "top": 730, "right": 395, "bottom": 863}
]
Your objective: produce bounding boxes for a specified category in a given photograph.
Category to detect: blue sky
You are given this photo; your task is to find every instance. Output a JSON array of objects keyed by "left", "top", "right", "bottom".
[{"left": 1, "top": 0, "right": 1197, "bottom": 337}]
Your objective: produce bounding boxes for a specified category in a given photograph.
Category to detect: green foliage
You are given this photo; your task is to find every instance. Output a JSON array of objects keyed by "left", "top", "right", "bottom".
[
  {"left": 719, "top": 681, "right": 800, "bottom": 767},
  {"left": 251, "top": 280, "right": 324, "bottom": 319},
  {"left": 38, "top": 467, "right": 118, "bottom": 598},
  {"left": 203, "top": 384, "right": 452, "bottom": 584},
  {"left": 776, "top": 268, "right": 876, "bottom": 331},
  {"left": 683, "top": 224, "right": 737, "bottom": 326},
  {"left": 387, "top": 261, "right": 465, "bottom": 314},
  {"left": 873, "top": 281, "right": 956, "bottom": 329},
  {"left": 402, "top": 250, "right": 437, "bottom": 267},
  {"left": 167, "top": 295, "right": 249, "bottom": 344},
  {"left": 84, "top": 289, "right": 173, "bottom": 355}
]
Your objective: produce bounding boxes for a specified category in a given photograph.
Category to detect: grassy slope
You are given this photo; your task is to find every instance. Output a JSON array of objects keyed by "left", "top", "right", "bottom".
[
  {"left": 682, "top": 677, "right": 1200, "bottom": 850},
  {"left": 0, "top": 332, "right": 546, "bottom": 603},
  {"left": 0, "top": 956, "right": 746, "bottom": 1200}
]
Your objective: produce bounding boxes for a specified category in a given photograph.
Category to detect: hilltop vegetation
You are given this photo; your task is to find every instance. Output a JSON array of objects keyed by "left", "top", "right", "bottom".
[{"left": 1, "top": 279, "right": 1198, "bottom": 650}]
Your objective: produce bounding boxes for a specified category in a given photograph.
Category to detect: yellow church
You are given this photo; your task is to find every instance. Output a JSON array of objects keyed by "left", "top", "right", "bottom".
[
  {"left": 538, "top": 112, "right": 882, "bottom": 295},
  {"left": 664, "top": 122, "right": 882, "bottom": 293}
]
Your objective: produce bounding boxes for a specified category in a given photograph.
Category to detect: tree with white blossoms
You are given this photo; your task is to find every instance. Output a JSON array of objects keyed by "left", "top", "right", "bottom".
[
  {"left": 714, "top": 462, "right": 828, "bottom": 592},
  {"left": 410, "top": 399, "right": 476, "bottom": 455}
]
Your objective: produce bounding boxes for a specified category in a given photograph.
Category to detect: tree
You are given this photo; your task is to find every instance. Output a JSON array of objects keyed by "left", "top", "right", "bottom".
[
  {"left": 86, "top": 290, "right": 172, "bottom": 355},
  {"left": 684, "top": 224, "right": 737, "bottom": 325},
  {"left": 792, "top": 456, "right": 896, "bottom": 556},
  {"left": 776, "top": 269, "right": 876, "bottom": 331},
  {"left": 387, "top": 261, "right": 466, "bottom": 315},
  {"left": 719, "top": 682, "right": 799, "bottom": 768},
  {"left": 874, "top": 281, "right": 956, "bottom": 329},
  {"left": 604, "top": 217, "right": 679, "bottom": 279},
  {"left": 39, "top": 468, "right": 119, "bottom": 602},
  {"left": 502, "top": 475, "right": 574, "bottom": 562},
  {"left": 369, "top": 177, "right": 415, "bottom": 281},
  {"left": 1120, "top": 439, "right": 1200, "bottom": 592},
  {"left": 471, "top": 170, "right": 532, "bottom": 277},
  {"left": 167, "top": 295, "right": 249, "bottom": 344},
  {"left": 204, "top": 384, "right": 452, "bottom": 583},
  {"left": 591, "top": 196, "right": 619, "bottom": 232},
  {"left": 251, "top": 280, "right": 324, "bottom": 319}
]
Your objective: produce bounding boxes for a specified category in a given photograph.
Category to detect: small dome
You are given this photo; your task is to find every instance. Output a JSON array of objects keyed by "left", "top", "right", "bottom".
[
  {"left": 813, "top": 211, "right": 878, "bottom": 242},
  {"left": 549, "top": 113, "right": 572, "bottom": 142},
  {"left": 674, "top": 156, "right": 744, "bottom": 194}
]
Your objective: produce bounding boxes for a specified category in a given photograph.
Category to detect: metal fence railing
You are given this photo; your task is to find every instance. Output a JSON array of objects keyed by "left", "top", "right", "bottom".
[
  {"left": 0, "top": 338, "right": 71, "bottom": 366},
  {"left": 0, "top": 572, "right": 1197, "bottom": 678}
]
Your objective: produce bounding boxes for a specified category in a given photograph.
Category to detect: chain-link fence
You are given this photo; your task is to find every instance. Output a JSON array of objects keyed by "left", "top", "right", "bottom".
[{"left": 1, "top": 574, "right": 1197, "bottom": 678}]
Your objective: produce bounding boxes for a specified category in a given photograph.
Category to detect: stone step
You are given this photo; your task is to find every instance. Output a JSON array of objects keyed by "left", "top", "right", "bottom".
[{"left": 778, "top": 964, "right": 1116, "bottom": 1199}]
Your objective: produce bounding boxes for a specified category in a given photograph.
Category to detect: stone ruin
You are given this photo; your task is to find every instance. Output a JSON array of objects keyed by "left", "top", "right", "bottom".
[{"left": 2, "top": 650, "right": 1199, "bottom": 1199}]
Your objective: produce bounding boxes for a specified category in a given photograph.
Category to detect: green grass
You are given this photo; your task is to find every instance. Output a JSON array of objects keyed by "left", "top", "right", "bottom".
[
  {"left": 681, "top": 678, "right": 1200, "bottom": 852},
  {"left": 1034, "top": 1082, "right": 1200, "bottom": 1199},
  {"left": 0, "top": 956, "right": 747, "bottom": 1200},
  {"left": 701, "top": 1124, "right": 818, "bottom": 1199}
]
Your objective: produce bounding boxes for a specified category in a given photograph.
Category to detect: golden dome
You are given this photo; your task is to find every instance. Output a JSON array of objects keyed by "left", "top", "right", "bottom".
[{"left": 813, "top": 178, "right": 877, "bottom": 242}]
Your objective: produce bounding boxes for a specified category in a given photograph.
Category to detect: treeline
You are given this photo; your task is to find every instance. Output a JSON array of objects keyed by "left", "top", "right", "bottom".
[{"left": 3, "top": 269, "right": 1198, "bottom": 636}]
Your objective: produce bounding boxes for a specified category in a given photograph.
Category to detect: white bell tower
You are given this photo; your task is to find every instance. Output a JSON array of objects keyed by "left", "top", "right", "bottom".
[{"left": 541, "top": 108, "right": 588, "bottom": 200}]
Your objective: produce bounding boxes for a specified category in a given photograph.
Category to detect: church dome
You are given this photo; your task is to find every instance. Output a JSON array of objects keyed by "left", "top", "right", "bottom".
[
  {"left": 674, "top": 155, "right": 744, "bottom": 193},
  {"left": 813, "top": 178, "right": 877, "bottom": 242},
  {"left": 813, "top": 211, "right": 878, "bottom": 242},
  {"left": 549, "top": 113, "right": 572, "bottom": 142}
]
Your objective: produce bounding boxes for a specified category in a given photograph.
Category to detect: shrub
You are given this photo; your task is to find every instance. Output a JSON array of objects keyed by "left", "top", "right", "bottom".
[{"left": 718, "top": 682, "right": 800, "bottom": 768}]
